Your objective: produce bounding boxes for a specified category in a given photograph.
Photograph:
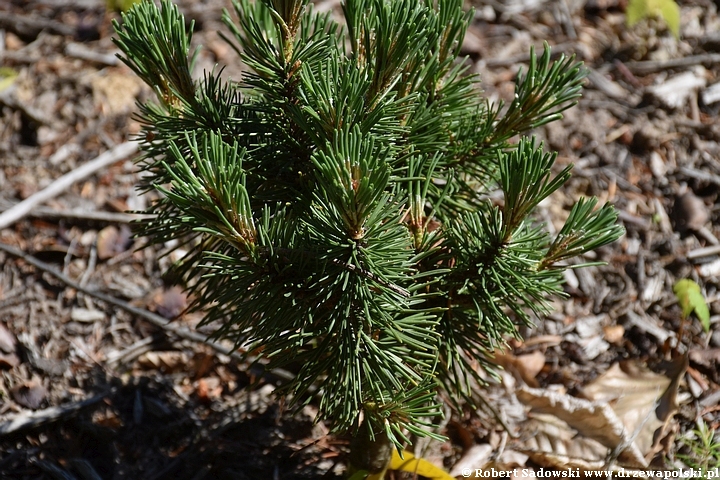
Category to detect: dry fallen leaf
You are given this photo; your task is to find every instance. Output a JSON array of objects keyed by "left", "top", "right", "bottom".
[
  {"left": 582, "top": 361, "right": 676, "bottom": 455},
  {"left": 196, "top": 377, "right": 223, "bottom": 403},
  {"left": 494, "top": 350, "right": 546, "bottom": 388},
  {"left": 518, "top": 386, "right": 647, "bottom": 467},
  {"left": 97, "top": 225, "right": 132, "bottom": 260},
  {"left": 152, "top": 286, "right": 188, "bottom": 319},
  {"left": 672, "top": 192, "right": 709, "bottom": 233},
  {"left": 11, "top": 379, "right": 48, "bottom": 410},
  {"left": 515, "top": 360, "right": 685, "bottom": 472},
  {"left": 137, "top": 351, "right": 188, "bottom": 373}
]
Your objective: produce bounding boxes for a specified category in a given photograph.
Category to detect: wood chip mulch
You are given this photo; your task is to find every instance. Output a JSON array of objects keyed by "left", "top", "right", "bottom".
[{"left": 1, "top": 1, "right": 719, "bottom": 479}]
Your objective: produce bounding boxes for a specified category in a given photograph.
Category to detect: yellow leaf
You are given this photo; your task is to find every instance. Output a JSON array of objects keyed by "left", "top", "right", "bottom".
[
  {"left": 0, "top": 67, "right": 18, "bottom": 93},
  {"left": 626, "top": 0, "right": 649, "bottom": 27},
  {"left": 389, "top": 450, "right": 456, "bottom": 480},
  {"left": 626, "top": 0, "right": 681, "bottom": 38},
  {"left": 107, "top": 0, "right": 141, "bottom": 13},
  {"left": 657, "top": 0, "right": 680, "bottom": 38}
]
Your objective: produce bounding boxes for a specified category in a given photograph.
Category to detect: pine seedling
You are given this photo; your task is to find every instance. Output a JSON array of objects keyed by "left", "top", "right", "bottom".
[{"left": 113, "top": 0, "right": 624, "bottom": 475}]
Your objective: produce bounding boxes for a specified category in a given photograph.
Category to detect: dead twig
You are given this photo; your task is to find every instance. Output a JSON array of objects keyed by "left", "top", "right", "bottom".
[
  {"left": 105, "top": 336, "right": 156, "bottom": 367},
  {"left": 0, "top": 392, "right": 108, "bottom": 436},
  {"left": 0, "top": 12, "right": 75, "bottom": 39},
  {"left": 0, "top": 202, "right": 147, "bottom": 224},
  {"left": 586, "top": 68, "right": 631, "bottom": 101},
  {"left": 613, "top": 60, "right": 644, "bottom": 89},
  {"left": 0, "top": 142, "right": 138, "bottom": 231},
  {"left": 557, "top": 0, "right": 577, "bottom": 40},
  {"left": 678, "top": 166, "right": 720, "bottom": 187},
  {"left": 65, "top": 43, "right": 119, "bottom": 67},
  {"left": 625, "top": 54, "right": 720, "bottom": 75},
  {"left": 0, "top": 242, "right": 296, "bottom": 384},
  {"left": 617, "top": 211, "right": 651, "bottom": 230},
  {"left": 687, "top": 244, "right": 720, "bottom": 261}
]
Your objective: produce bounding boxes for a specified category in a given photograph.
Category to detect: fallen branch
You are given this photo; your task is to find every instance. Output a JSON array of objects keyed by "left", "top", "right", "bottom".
[
  {"left": 0, "top": 241, "right": 235, "bottom": 356},
  {"left": 65, "top": 42, "right": 120, "bottom": 66},
  {"left": 624, "top": 54, "right": 720, "bottom": 75},
  {"left": 0, "top": 11, "right": 75, "bottom": 39},
  {"left": 687, "top": 244, "right": 720, "bottom": 261},
  {"left": 678, "top": 166, "right": 720, "bottom": 187},
  {"left": 0, "top": 242, "right": 295, "bottom": 383},
  {"left": 0, "top": 142, "right": 138, "bottom": 230},
  {"left": 0, "top": 202, "right": 148, "bottom": 224},
  {"left": 0, "top": 392, "right": 107, "bottom": 436}
]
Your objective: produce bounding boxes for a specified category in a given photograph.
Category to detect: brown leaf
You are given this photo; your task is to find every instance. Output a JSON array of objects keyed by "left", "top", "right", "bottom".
[
  {"left": 517, "top": 351, "right": 546, "bottom": 377},
  {"left": 97, "top": 225, "right": 132, "bottom": 260},
  {"left": 137, "top": 351, "right": 188, "bottom": 373},
  {"left": 11, "top": 380, "right": 47, "bottom": 409},
  {"left": 518, "top": 386, "right": 647, "bottom": 467},
  {"left": 603, "top": 325, "right": 625, "bottom": 345},
  {"left": 152, "top": 286, "right": 188, "bottom": 319},
  {"left": 196, "top": 377, "right": 222, "bottom": 403},
  {"left": 672, "top": 192, "right": 709, "bottom": 233},
  {"left": 494, "top": 350, "right": 546, "bottom": 387},
  {"left": 582, "top": 362, "right": 676, "bottom": 455}
]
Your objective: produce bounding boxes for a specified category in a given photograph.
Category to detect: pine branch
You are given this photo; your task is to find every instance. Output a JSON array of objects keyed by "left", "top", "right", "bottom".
[
  {"left": 492, "top": 43, "right": 587, "bottom": 143},
  {"left": 112, "top": 0, "right": 196, "bottom": 110}
]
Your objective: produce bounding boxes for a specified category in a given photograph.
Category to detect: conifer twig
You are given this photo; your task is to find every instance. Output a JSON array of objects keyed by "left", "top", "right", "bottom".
[{"left": 330, "top": 257, "right": 410, "bottom": 298}]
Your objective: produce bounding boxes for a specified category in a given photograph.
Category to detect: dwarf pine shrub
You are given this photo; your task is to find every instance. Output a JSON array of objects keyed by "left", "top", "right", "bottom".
[{"left": 113, "top": 0, "right": 623, "bottom": 474}]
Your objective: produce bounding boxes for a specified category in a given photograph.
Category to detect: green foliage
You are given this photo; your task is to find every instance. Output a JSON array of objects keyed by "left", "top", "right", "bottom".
[
  {"left": 626, "top": 0, "right": 681, "bottom": 39},
  {"left": 0, "top": 67, "right": 18, "bottom": 93},
  {"left": 107, "top": 0, "right": 142, "bottom": 13},
  {"left": 673, "top": 279, "right": 710, "bottom": 332},
  {"left": 113, "top": 0, "right": 624, "bottom": 454},
  {"left": 677, "top": 420, "right": 720, "bottom": 476}
]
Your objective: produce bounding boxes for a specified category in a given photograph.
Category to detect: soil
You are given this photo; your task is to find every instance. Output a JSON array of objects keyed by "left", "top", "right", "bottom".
[{"left": 0, "top": 0, "right": 719, "bottom": 479}]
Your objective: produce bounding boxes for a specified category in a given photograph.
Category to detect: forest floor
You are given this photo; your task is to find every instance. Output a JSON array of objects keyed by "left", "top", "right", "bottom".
[{"left": 0, "top": 0, "right": 719, "bottom": 479}]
